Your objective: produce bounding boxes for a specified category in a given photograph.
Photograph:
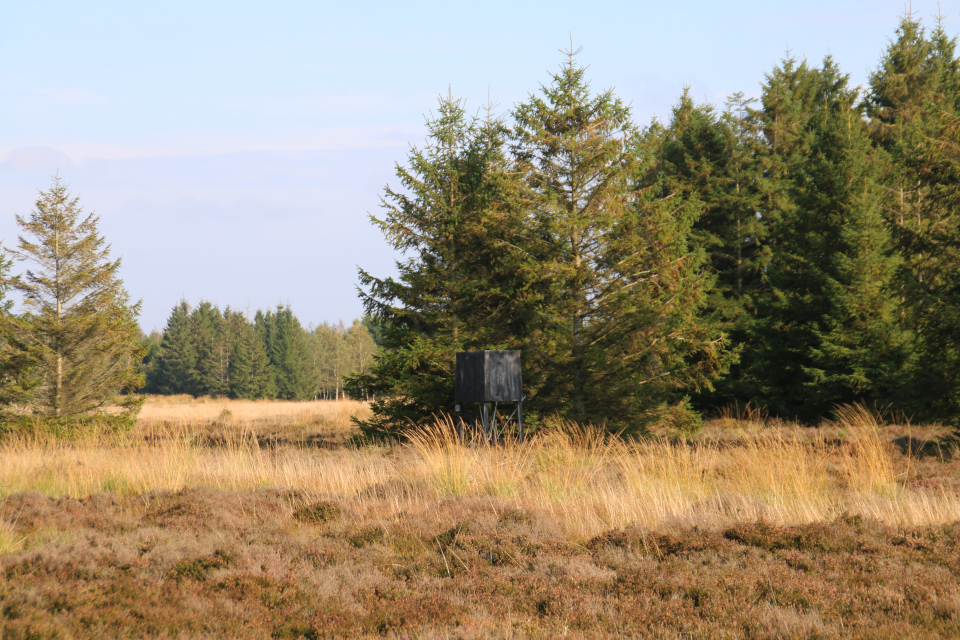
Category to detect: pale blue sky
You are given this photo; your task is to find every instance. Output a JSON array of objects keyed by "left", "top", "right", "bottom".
[{"left": 1, "top": 1, "right": 956, "bottom": 331}]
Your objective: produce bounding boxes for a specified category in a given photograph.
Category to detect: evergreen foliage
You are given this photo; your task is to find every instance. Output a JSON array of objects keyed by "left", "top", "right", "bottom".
[
  {"left": 192, "top": 301, "right": 230, "bottom": 397},
  {"left": 0, "top": 177, "right": 144, "bottom": 420},
  {"left": 866, "top": 13, "right": 960, "bottom": 420},
  {"left": 255, "top": 305, "right": 315, "bottom": 400},
  {"left": 746, "top": 57, "right": 911, "bottom": 421},
  {"left": 225, "top": 309, "right": 275, "bottom": 400},
  {"left": 512, "top": 52, "right": 728, "bottom": 429},
  {"left": 351, "top": 91, "right": 544, "bottom": 438},
  {"left": 0, "top": 249, "right": 39, "bottom": 407},
  {"left": 356, "top": 54, "right": 729, "bottom": 437},
  {"left": 146, "top": 301, "right": 374, "bottom": 401},
  {"left": 13, "top": 14, "right": 960, "bottom": 430},
  {"left": 151, "top": 300, "right": 196, "bottom": 395},
  {"left": 657, "top": 90, "right": 767, "bottom": 407}
]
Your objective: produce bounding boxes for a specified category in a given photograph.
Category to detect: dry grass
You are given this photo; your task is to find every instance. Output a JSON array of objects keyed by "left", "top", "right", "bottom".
[
  {"left": 4, "top": 398, "right": 960, "bottom": 638},
  {"left": 403, "top": 409, "right": 960, "bottom": 537},
  {"left": 137, "top": 393, "right": 368, "bottom": 438},
  {"left": 1, "top": 398, "right": 958, "bottom": 539}
]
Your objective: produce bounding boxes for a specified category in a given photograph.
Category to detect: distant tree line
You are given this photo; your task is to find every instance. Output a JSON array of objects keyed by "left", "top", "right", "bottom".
[
  {"left": 142, "top": 301, "right": 377, "bottom": 400},
  {"left": 354, "top": 13, "right": 960, "bottom": 437}
]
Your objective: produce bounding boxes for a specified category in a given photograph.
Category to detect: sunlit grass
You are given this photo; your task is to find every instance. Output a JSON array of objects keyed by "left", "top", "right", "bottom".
[{"left": 1, "top": 397, "right": 958, "bottom": 539}]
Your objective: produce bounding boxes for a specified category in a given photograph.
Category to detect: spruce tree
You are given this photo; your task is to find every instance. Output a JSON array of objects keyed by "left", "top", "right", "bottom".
[
  {"left": 0, "top": 177, "right": 143, "bottom": 420},
  {"left": 658, "top": 90, "right": 767, "bottom": 408},
  {"left": 257, "top": 305, "right": 314, "bottom": 400},
  {"left": 749, "top": 56, "right": 911, "bottom": 421},
  {"left": 353, "top": 92, "right": 541, "bottom": 437},
  {"left": 139, "top": 330, "right": 162, "bottom": 392},
  {"left": 511, "top": 51, "right": 727, "bottom": 429},
  {"left": 191, "top": 301, "right": 229, "bottom": 396},
  {"left": 153, "top": 300, "right": 197, "bottom": 395},
  {"left": 0, "top": 247, "right": 39, "bottom": 407},
  {"left": 225, "top": 310, "right": 274, "bottom": 400},
  {"left": 866, "top": 14, "right": 960, "bottom": 420}
]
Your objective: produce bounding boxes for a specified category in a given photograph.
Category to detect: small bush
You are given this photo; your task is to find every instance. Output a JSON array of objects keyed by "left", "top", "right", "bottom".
[
  {"left": 498, "top": 508, "right": 533, "bottom": 527},
  {"left": 0, "top": 412, "right": 139, "bottom": 441},
  {"left": 723, "top": 520, "right": 837, "bottom": 552},
  {"left": 649, "top": 398, "right": 704, "bottom": 438},
  {"left": 168, "top": 549, "right": 233, "bottom": 582},
  {"left": 293, "top": 501, "right": 342, "bottom": 524},
  {"left": 347, "top": 526, "right": 385, "bottom": 548},
  {"left": 433, "top": 523, "right": 467, "bottom": 548}
]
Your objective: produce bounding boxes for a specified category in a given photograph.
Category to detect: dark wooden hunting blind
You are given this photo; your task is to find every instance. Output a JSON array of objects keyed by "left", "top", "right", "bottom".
[
  {"left": 455, "top": 350, "right": 522, "bottom": 403},
  {"left": 454, "top": 350, "right": 524, "bottom": 443}
]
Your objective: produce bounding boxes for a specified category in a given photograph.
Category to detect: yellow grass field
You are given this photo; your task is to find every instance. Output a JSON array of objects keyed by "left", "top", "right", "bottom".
[{"left": 2, "top": 396, "right": 958, "bottom": 540}]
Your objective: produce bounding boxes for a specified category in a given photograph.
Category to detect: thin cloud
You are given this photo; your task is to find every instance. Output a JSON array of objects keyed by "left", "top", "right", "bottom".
[
  {"left": 0, "top": 125, "right": 422, "bottom": 162},
  {"left": 29, "top": 87, "right": 106, "bottom": 104},
  {"left": 4, "top": 147, "right": 73, "bottom": 168}
]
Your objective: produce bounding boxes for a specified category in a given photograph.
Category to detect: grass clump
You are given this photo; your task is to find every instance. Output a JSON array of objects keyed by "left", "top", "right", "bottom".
[
  {"left": 292, "top": 501, "right": 342, "bottom": 524},
  {"left": 347, "top": 525, "right": 385, "bottom": 548},
  {"left": 169, "top": 549, "right": 233, "bottom": 582}
]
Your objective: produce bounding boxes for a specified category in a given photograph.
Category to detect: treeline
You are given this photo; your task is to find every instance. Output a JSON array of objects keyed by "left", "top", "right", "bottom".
[
  {"left": 142, "top": 301, "right": 377, "bottom": 400},
  {"left": 354, "top": 14, "right": 960, "bottom": 437}
]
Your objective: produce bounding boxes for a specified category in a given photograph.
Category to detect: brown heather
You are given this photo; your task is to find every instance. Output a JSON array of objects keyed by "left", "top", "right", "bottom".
[{"left": 2, "top": 397, "right": 960, "bottom": 638}]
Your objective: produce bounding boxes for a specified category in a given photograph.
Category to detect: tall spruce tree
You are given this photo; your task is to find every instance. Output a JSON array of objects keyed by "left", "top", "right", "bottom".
[
  {"left": 153, "top": 300, "right": 197, "bottom": 395},
  {"left": 191, "top": 301, "right": 229, "bottom": 396},
  {"left": 225, "top": 309, "right": 275, "bottom": 400},
  {"left": 353, "top": 92, "right": 542, "bottom": 437},
  {"left": 0, "top": 178, "right": 143, "bottom": 419},
  {"left": 139, "top": 330, "right": 162, "bottom": 392},
  {"left": 0, "top": 247, "right": 39, "bottom": 407},
  {"left": 866, "top": 14, "right": 960, "bottom": 420},
  {"left": 748, "top": 56, "right": 911, "bottom": 421},
  {"left": 256, "top": 305, "right": 314, "bottom": 400},
  {"left": 658, "top": 90, "right": 767, "bottom": 408},
  {"left": 511, "top": 51, "right": 727, "bottom": 429}
]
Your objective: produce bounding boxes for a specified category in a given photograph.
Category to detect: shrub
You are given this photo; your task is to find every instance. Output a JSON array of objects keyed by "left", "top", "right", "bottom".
[{"left": 293, "top": 501, "right": 342, "bottom": 524}]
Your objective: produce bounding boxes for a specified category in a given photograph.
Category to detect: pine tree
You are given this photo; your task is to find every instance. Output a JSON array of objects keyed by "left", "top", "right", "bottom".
[
  {"left": 511, "top": 51, "right": 727, "bottom": 429},
  {"left": 191, "top": 301, "right": 229, "bottom": 396},
  {"left": 0, "top": 177, "right": 143, "bottom": 420},
  {"left": 353, "top": 92, "right": 541, "bottom": 437},
  {"left": 225, "top": 310, "right": 274, "bottom": 400},
  {"left": 153, "top": 300, "right": 197, "bottom": 395},
  {"left": 748, "top": 56, "right": 911, "bottom": 421},
  {"left": 866, "top": 13, "right": 960, "bottom": 420}
]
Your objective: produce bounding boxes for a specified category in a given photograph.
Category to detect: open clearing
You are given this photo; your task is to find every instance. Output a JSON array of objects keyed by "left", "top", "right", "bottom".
[{"left": 2, "top": 397, "right": 960, "bottom": 638}]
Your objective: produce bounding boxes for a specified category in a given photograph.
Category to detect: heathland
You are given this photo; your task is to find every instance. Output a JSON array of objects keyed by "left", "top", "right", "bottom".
[
  {"left": 6, "top": 12, "right": 960, "bottom": 639},
  {"left": 3, "top": 397, "right": 960, "bottom": 638}
]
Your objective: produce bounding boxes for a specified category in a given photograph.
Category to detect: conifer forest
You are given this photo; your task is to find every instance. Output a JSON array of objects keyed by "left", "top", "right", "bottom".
[
  {"left": 354, "top": 14, "right": 960, "bottom": 437},
  {"left": 1, "top": 14, "right": 959, "bottom": 433}
]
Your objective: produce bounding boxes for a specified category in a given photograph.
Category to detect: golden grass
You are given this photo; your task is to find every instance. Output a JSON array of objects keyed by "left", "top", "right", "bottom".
[
  {"left": 136, "top": 393, "right": 369, "bottom": 435},
  {"left": 1, "top": 398, "right": 958, "bottom": 540}
]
